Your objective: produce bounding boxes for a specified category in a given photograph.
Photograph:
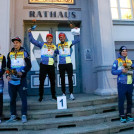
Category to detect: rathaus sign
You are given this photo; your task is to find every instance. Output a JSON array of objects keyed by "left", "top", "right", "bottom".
[{"left": 29, "top": 0, "right": 74, "bottom": 4}]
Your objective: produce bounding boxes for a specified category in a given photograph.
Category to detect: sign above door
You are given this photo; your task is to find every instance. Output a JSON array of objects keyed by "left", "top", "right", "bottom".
[{"left": 29, "top": 0, "right": 75, "bottom": 5}]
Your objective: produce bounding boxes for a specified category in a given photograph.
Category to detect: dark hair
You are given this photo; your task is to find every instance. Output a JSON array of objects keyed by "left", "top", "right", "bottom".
[{"left": 119, "top": 46, "right": 127, "bottom": 54}]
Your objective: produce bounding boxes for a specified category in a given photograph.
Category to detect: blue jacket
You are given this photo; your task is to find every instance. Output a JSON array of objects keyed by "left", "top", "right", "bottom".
[
  {"left": 7, "top": 47, "right": 31, "bottom": 85},
  {"left": 28, "top": 32, "right": 57, "bottom": 65},
  {"left": 111, "top": 54, "right": 133, "bottom": 84},
  {"left": 56, "top": 35, "right": 80, "bottom": 64}
]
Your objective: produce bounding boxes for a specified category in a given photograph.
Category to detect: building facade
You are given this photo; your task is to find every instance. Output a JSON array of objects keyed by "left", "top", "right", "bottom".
[{"left": 1, "top": 0, "right": 133, "bottom": 97}]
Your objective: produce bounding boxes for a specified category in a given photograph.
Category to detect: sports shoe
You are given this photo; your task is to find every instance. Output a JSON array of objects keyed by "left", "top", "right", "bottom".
[
  {"left": 69, "top": 93, "right": 75, "bottom": 100},
  {"left": 38, "top": 96, "right": 43, "bottom": 102},
  {"left": 22, "top": 115, "right": 27, "bottom": 123},
  {"left": 0, "top": 120, "right": 1, "bottom": 123},
  {"left": 52, "top": 96, "right": 57, "bottom": 101},
  {"left": 62, "top": 93, "right": 66, "bottom": 96},
  {"left": 120, "top": 115, "right": 126, "bottom": 123},
  {"left": 6, "top": 115, "right": 16, "bottom": 123},
  {"left": 126, "top": 114, "right": 134, "bottom": 122}
]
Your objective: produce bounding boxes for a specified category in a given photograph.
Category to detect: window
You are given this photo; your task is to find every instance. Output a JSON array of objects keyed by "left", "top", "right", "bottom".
[
  {"left": 110, "top": 0, "right": 134, "bottom": 20},
  {"left": 111, "top": 0, "right": 119, "bottom": 19}
]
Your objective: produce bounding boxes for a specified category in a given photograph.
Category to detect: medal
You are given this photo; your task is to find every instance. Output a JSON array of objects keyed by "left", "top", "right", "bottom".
[
  {"left": 14, "top": 51, "right": 18, "bottom": 60},
  {"left": 47, "top": 44, "right": 53, "bottom": 54},
  {"left": 61, "top": 44, "right": 64, "bottom": 51},
  {"left": 48, "top": 45, "right": 51, "bottom": 51}
]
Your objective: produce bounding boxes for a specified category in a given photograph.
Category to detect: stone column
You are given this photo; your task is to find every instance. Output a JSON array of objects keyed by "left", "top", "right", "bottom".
[
  {"left": 0, "top": 0, "right": 10, "bottom": 56},
  {"left": 91, "top": 0, "right": 117, "bottom": 95},
  {"left": 80, "top": 0, "right": 97, "bottom": 93},
  {"left": 0, "top": 0, "right": 10, "bottom": 100}
]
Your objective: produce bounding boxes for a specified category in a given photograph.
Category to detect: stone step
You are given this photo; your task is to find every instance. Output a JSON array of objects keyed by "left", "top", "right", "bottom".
[
  {"left": 3, "top": 95, "right": 118, "bottom": 111},
  {"left": 0, "top": 111, "right": 124, "bottom": 131},
  {"left": 0, "top": 121, "right": 134, "bottom": 134},
  {"left": 1, "top": 94, "right": 133, "bottom": 134},
  {"left": 3, "top": 102, "right": 119, "bottom": 120},
  {"left": 47, "top": 121, "right": 134, "bottom": 134}
]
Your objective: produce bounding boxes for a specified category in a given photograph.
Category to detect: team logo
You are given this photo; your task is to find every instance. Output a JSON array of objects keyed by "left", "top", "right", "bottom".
[{"left": 113, "top": 64, "right": 116, "bottom": 67}]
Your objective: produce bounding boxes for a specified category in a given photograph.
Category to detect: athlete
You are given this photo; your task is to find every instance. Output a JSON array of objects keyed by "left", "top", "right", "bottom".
[
  {"left": 6, "top": 36, "right": 31, "bottom": 123},
  {"left": 57, "top": 27, "right": 80, "bottom": 100},
  {"left": 112, "top": 46, "right": 134, "bottom": 123},
  {"left": 28, "top": 29, "right": 57, "bottom": 102}
]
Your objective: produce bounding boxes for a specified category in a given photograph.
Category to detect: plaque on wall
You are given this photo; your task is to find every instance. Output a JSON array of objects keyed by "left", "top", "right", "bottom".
[
  {"left": 31, "top": 75, "right": 50, "bottom": 88},
  {"left": 85, "top": 49, "right": 92, "bottom": 61},
  {"left": 29, "top": 0, "right": 74, "bottom": 4}
]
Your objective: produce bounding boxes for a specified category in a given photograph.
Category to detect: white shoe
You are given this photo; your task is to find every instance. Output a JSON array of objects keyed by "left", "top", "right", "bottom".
[
  {"left": 62, "top": 93, "right": 66, "bottom": 96},
  {"left": 69, "top": 93, "right": 75, "bottom": 100},
  {"left": 22, "top": 115, "right": 27, "bottom": 123},
  {"left": 6, "top": 115, "right": 16, "bottom": 123}
]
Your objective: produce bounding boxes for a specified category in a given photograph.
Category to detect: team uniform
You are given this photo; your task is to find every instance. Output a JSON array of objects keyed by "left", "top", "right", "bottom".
[
  {"left": 57, "top": 34, "right": 80, "bottom": 99},
  {"left": 28, "top": 32, "right": 57, "bottom": 101},
  {"left": 7, "top": 47, "right": 31, "bottom": 123},
  {"left": 112, "top": 48, "right": 134, "bottom": 123},
  {"left": 0, "top": 54, "right": 6, "bottom": 123}
]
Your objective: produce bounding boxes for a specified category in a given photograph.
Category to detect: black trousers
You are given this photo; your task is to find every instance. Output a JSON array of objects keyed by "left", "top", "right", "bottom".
[
  {"left": 59, "top": 63, "right": 73, "bottom": 94},
  {"left": 39, "top": 63, "right": 56, "bottom": 98}
]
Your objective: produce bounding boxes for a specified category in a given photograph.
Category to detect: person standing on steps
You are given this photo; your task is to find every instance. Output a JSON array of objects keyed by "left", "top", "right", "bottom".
[
  {"left": 57, "top": 27, "right": 80, "bottom": 100},
  {"left": 6, "top": 36, "right": 31, "bottom": 123},
  {"left": 111, "top": 46, "right": 134, "bottom": 123},
  {"left": 0, "top": 53, "right": 6, "bottom": 123},
  {"left": 28, "top": 29, "right": 57, "bottom": 102}
]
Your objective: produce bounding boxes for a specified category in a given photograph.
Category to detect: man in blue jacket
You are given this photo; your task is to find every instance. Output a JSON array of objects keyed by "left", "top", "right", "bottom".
[
  {"left": 57, "top": 28, "right": 80, "bottom": 100},
  {"left": 0, "top": 53, "right": 6, "bottom": 123},
  {"left": 28, "top": 29, "right": 57, "bottom": 102},
  {"left": 6, "top": 37, "right": 31, "bottom": 123},
  {"left": 111, "top": 46, "right": 134, "bottom": 123}
]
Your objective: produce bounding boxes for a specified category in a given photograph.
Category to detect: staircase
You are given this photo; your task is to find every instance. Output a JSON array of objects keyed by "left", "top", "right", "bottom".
[{"left": 0, "top": 94, "right": 134, "bottom": 134}]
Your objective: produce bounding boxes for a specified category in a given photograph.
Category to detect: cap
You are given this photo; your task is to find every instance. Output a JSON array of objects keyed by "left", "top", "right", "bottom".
[
  {"left": 11, "top": 36, "right": 21, "bottom": 43},
  {"left": 59, "top": 33, "right": 66, "bottom": 39},
  {"left": 46, "top": 34, "right": 53, "bottom": 38},
  {"left": 119, "top": 46, "right": 127, "bottom": 53}
]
